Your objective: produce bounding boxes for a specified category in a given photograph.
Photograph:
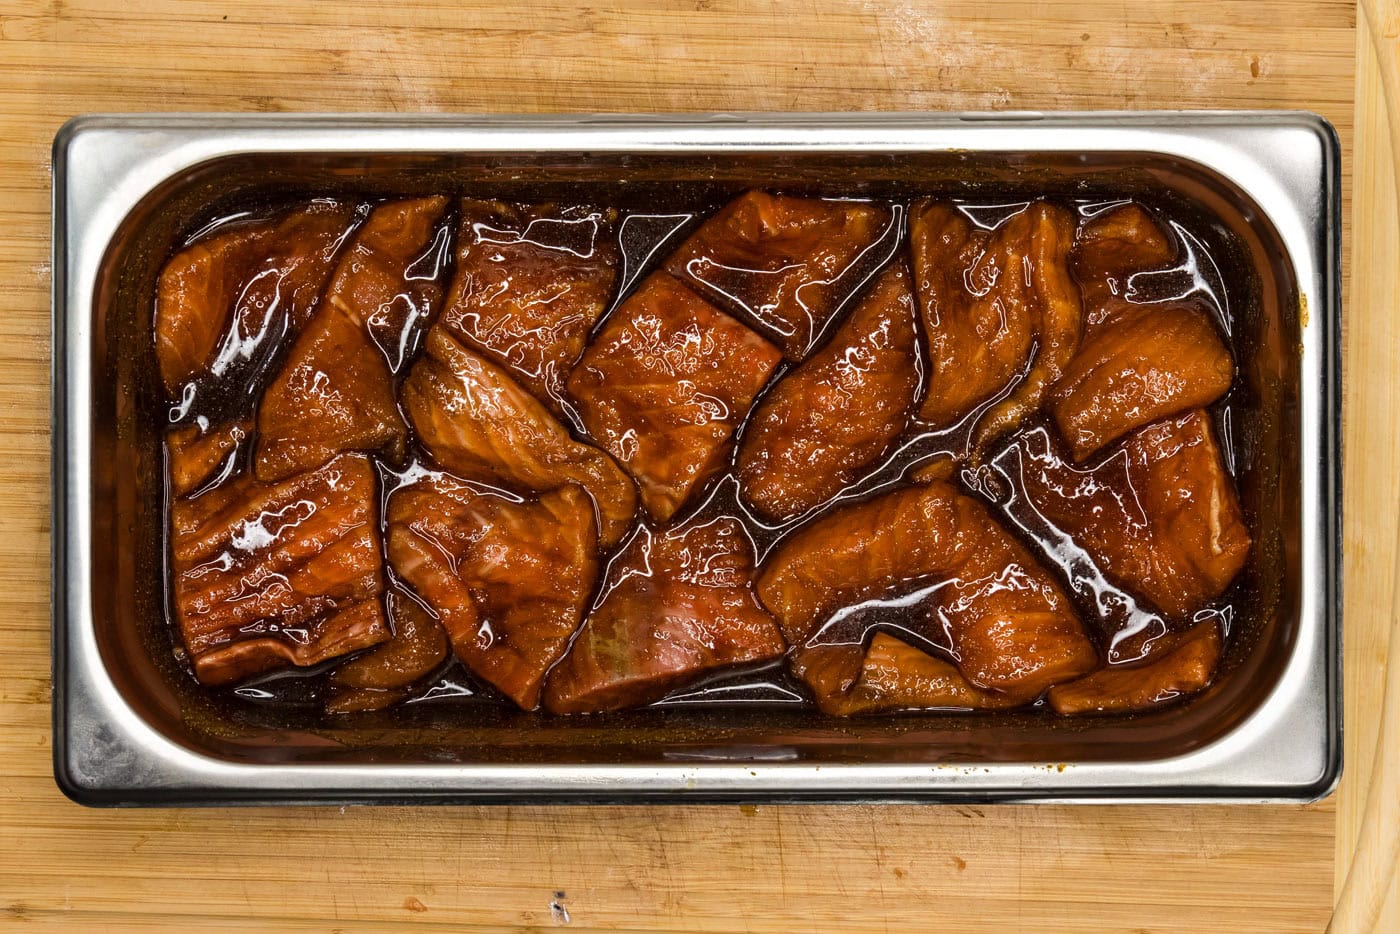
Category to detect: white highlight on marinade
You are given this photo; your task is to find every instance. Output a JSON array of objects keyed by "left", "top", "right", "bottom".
[
  {"left": 229, "top": 499, "right": 318, "bottom": 553},
  {"left": 210, "top": 268, "right": 285, "bottom": 377}
]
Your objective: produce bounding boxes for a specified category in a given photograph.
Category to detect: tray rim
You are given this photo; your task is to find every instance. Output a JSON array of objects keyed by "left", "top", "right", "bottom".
[{"left": 50, "top": 111, "right": 1343, "bottom": 806}]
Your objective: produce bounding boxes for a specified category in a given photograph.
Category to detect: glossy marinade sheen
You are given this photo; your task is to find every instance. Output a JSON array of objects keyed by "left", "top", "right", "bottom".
[{"left": 156, "top": 189, "right": 1249, "bottom": 721}]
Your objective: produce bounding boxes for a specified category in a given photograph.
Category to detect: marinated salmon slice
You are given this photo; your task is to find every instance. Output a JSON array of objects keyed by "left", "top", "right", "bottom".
[
  {"left": 165, "top": 419, "right": 249, "bottom": 497},
  {"left": 1048, "top": 302, "right": 1233, "bottom": 461},
  {"left": 403, "top": 327, "right": 637, "bottom": 547},
  {"left": 155, "top": 222, "right": 276, "bottom": 395},
  {"left": 156, "top": 201, "right": 358, "bottom": 398},
  {"left": 1047, "top": 619, "right": 1222, "bottom": 715},
  {"left": 1072, "top": 202, "right": 1176, "bottom": 321},
  {"left": 440, "top": 200, "right": 619, "bottom": 414},
  {"left": 1049, "top": 203, "right": 1233, "bottom": 460},
  {"left": 256, "top": 196, "right": 450, "bottom": 482},
  {"left": 737, "top": 261, "right": 922, "bottom": 522},
  {"left": 326, "top": 589, "right": 451, "bottom": 714},
  {"left": 1013, "top": 410, "right": 1250, "bottom": 619},
  {"left": 567, "top": 272, "right": 782, "bottom": 523},
  {"left": 386, "top": 473, "right": 598, "bottom": 710},
  {"left": 544, "top": 516, "right": 785, "bottom": 714},
  {"left": 169, "top": 453, "right": 387, "bottom": 687},
  {"left": 665, "top": 190, "right": 892, "bottom": 359},
  {"left": 795, "top": 634, "right": 1024, "bottom": 716},
  {"left": 757, "top": 479, "right": 1097, "bottom": 703},
  {"left": 910, "top": 200, "right": 1081, "bottom": 450}
]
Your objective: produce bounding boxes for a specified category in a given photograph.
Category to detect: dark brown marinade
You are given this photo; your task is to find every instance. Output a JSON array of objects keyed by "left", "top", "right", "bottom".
[{"left": 155, "top": 187, "right": 1251, "bottom": 723}]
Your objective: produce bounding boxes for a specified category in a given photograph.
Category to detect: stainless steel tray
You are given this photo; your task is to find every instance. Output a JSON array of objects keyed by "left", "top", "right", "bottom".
[{"left": 51, "top": 112, "right": 1342, "bottom": 805}]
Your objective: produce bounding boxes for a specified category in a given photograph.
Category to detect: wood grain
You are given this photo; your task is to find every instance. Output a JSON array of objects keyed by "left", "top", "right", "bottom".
[
  {"left": 1334, "top": 4, "right": 1400, "bottom": 930},
  {"left": 0, "top": 1, "right": 1372, "bottom": 931}
]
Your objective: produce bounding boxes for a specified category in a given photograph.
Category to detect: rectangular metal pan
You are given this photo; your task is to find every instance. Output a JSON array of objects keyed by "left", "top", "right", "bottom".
[{"left": 51, "top": 112, "right": 1341, "bottom": 805}]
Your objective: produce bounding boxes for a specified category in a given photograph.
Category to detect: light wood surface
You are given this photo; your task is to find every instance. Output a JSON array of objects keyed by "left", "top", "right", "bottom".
[
  {"left": 0, "top": 1, "right": 1385, "bottom": 931},
  {"left": 1334, "top": 4, "right": 1400, "bottom": 930}
]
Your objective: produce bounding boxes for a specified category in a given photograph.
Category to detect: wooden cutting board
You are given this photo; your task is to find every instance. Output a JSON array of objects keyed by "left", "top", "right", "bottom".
[{"left": 1, "top": 1, "right": 1393, "bottom": 930}]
